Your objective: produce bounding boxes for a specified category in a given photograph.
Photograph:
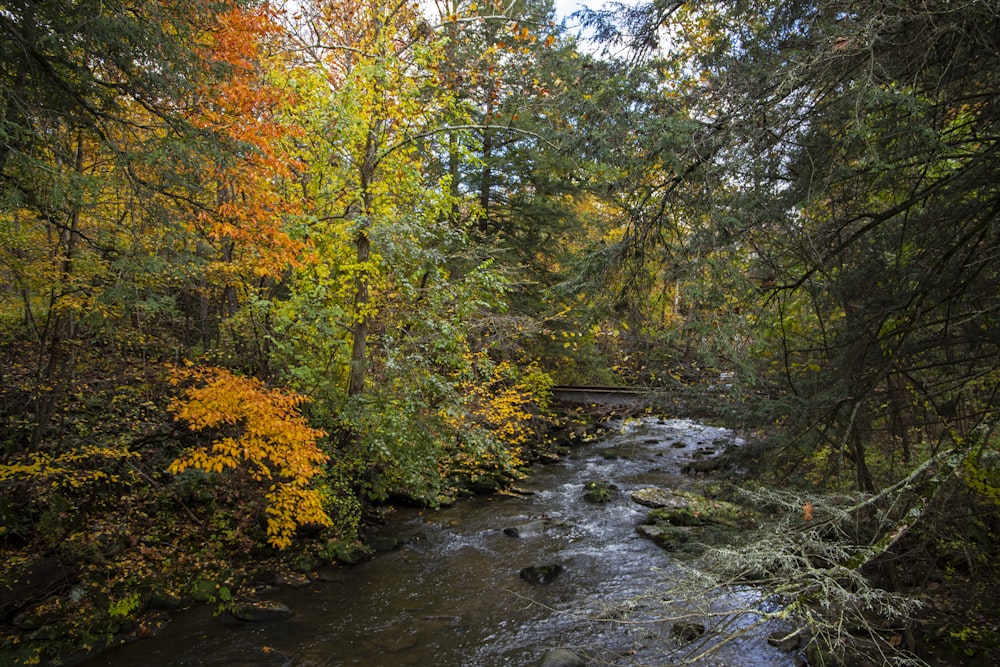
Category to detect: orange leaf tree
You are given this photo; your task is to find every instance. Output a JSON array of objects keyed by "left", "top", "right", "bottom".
[{"left": 168, "top": 366, "right": 331, "bottom": 549}]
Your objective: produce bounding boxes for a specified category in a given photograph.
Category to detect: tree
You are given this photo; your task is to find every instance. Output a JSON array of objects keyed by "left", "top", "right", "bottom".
[
  {"left": 582, "top": 0, "right": 1000, "bottom": 661},
  {"left": 168, "top": 366, "right": 331, "bottom": 550}
]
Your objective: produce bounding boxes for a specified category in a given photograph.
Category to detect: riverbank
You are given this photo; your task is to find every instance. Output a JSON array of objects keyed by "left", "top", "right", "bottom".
[
  {"left": 6, "top": 410, "right": 996, "bottom": 667},
  {"left": 66, "top": 416, "right": 801, "bottom": 667},
  {"left": 0, "top": 405, "right": 616, "bottom": 666}
]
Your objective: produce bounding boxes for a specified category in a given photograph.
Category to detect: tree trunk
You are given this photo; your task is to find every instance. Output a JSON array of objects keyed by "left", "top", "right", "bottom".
[
  {"left": 478, "top": 92, "right": 495, "bottom": 235},
  {"left": 348, "top": 126, "right": 379, "bottom": 398},
  {"left": 348, "top": 227, "right": 371, "bottom": 397}
]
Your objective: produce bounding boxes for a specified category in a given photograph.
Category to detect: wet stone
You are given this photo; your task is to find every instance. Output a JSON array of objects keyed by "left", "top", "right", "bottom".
[
  {"left": 230, "top": 600, "right": 292, "bottom": 622},
  {"left": 582, "top": 480, "right": 617, "bottom": 503},
  {"left": 631, "top": 487, "right": 690, "bottom": 510},
  {"left": 680, "top": 459, "right": 723, "bottom": 475},
  {"left": 636, "top": 524, "right": 694, "bottom": 550},
  {"left": 520, "top": 564, "right": 564, "bottom": 585},
  {"left": 504, "top": 518, "right": 562, "bottom": 538},
  {"left": 277, "top": 572, "right": 311, "bottom": 588},
  {"left": 538, "top": 647, "right": 585, "bottom": 667}
]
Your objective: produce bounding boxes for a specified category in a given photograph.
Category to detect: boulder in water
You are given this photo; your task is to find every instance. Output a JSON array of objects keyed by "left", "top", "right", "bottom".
[
  {"left": 520, "top": 564, "right": 564, "bottom": 585},
  {"left": 504, "top": 518, "right": 562, "bottom": 538},
  {"left": 631, "top": 487, "right": 690, "bottom": 510},
  {"left": 230, "top": 600, "right": 292, "bottom": 622},
  {"left": 633, "top": 488, "right": 746, "bottom": 528},
  {"left": 635, "top": 524, "right": 694, "bottom": 550},
  {"left": 538, "top": 647, "right": 585, "bottom": 666},
  {"left": 582, "top": 480, "right": 617, "bottom": 503},
  {"left": 681, "top": 458, "right": 723, "bottom": 476}
]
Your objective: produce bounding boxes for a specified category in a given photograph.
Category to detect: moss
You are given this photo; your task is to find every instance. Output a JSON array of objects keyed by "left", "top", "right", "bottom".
[{"left": 582, "top": 480, "right": 616, "bottom": 503}]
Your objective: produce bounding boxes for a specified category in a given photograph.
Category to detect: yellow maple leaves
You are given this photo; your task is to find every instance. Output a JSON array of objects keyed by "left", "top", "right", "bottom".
[
  {"left": 168, "top": 366, "right": 331, "bottom": 548},
  {"left": 444, "top": 353, "right": 553, "bottom": 467}
]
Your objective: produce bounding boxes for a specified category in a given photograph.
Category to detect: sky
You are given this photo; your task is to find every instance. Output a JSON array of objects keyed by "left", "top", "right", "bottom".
[
  {"left": 551, "top": 0, "right": 642, "bottom": 42},
  {"left": 553, "top": 0, "right": 591, "bottom": 23}
]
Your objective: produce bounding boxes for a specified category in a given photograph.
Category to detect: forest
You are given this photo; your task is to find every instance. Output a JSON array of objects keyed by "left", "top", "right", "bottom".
[{"left": 1, "top": 0, "right": 998, "bottom": 664}]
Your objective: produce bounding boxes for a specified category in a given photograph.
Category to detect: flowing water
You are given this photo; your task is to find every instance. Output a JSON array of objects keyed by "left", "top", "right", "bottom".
[{"left": 83, "top": 419, "right": 797, "bottom": 667}]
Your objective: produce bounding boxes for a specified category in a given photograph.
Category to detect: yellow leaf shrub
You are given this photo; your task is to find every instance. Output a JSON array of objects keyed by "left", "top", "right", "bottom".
[
  {"left": 168, "top": 366, "right": 331, "bottom": 548},
  {"left": 446, "top": 353, "right": 553, "bottom": 468}
]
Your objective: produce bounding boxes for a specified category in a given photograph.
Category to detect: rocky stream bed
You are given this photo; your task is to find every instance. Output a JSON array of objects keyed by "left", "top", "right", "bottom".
[{"left": 79, "top": 418, "right": 801, "bottom": 667}]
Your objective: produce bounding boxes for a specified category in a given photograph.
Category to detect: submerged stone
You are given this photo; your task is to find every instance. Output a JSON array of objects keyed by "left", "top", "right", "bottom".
[
  {"left": 520, "top": 564, "right": 564, "bottom": 585},
  {"left": 504, "top": 518, "right": 563, "bottom": 538},
  {"left": 538, "top": 647, "right": 585, "bottom": 667},
  {"left": 230, "top": 600, "right": 292, "bottom": 622}
]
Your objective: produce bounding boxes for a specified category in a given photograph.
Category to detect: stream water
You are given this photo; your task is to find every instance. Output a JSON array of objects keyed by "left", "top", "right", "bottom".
[{"left": 83, "top": 418, "right": 797, "bottom": 667}]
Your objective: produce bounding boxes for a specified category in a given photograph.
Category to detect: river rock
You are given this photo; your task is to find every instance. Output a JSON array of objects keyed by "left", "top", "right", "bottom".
[
  {"left": 520, "top": 564, "right": 564, "bottom": 585},
  {"left": 504, "top": 518, "right": 562, "bottom": 538},
  {"left": 320, "top": 538, "right": 372, "bottom": 565},
  {"left": 681, "top": 458, "right": 723, "bottom": 476},
  {"left": 648, "top": 505, "right": 703, "bottom": 527},
  {"left": 147, "top": 591, "right": 183, "bottom": 610},
  {"left": 633, "top": 488, "right": 746, "bottom": 528},
  {"left": 582, "top": 480, "right": 617, "bottom": 503},
  {"left": 631, "top": 487, "right": 690, "bottom": 510},
  {"left": 276, "top": 571, "right": 311, "bottom": 588},
  {"left": 230, "top": 600, "right": 292, "bottom": 622},
  {"left": 538, "top": 648, "right": 585, "bottom": 667},
  {"left": 635, "top": 524, "right": 694, "bottom": 550}
]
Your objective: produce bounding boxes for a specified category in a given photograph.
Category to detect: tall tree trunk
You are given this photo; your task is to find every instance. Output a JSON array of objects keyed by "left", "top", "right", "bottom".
[
  {"left": 478, "top": 92, "right": 495, "bottom": 235},
  {"left": 348, "top": 126, "right": 379, "bottom": 398},
  {"left": 348, "top": 230, "right": 370, "bottom": 397}
]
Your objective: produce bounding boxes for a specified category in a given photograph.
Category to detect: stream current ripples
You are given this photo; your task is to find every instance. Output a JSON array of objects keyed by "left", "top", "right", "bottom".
[{"left": 84, "top": 418, "right": 798, "bottom": 667}]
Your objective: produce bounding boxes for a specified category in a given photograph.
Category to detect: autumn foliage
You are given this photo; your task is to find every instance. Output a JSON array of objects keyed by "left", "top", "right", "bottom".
[{"left": 168, "top": 366, "right": 331, "bottom": 549}]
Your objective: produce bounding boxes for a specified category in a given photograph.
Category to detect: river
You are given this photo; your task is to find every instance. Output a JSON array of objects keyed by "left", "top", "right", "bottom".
[{"left": 82, "top": 418, "right": 797, "bottom": 667}]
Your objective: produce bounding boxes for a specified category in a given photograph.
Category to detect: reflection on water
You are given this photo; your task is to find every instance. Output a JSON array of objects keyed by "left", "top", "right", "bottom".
[{"left": 83, "top": 419, "right": 796, "bottom": 667}]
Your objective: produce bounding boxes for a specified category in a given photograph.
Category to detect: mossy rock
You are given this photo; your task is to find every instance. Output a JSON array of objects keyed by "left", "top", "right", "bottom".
[
  {"left": 189, "top": 578, "right": 222, "bottom": 603},
  {"left": 632, "top": 488, "right": 749, "bottom": 528},
  {"left": 582, "top": 480, "right": 617, "bottom": 503},
  {"left": 636, "top": 524, "right": 695, "bottom": 551},
  {"left": 631, "top": 487, "right": 688, "bottom": 509},
  {"left": 146, "top": 591, "right": 183, "bottom": 611},
  {"left": 450, "top": 472, "right": 505, "bottom": 495},
  {"left": 648, "top": 506, "right": 703, "bottom": 527},
  {"left": 319, "top": 538, "right": 372, "bottom": 565}
]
